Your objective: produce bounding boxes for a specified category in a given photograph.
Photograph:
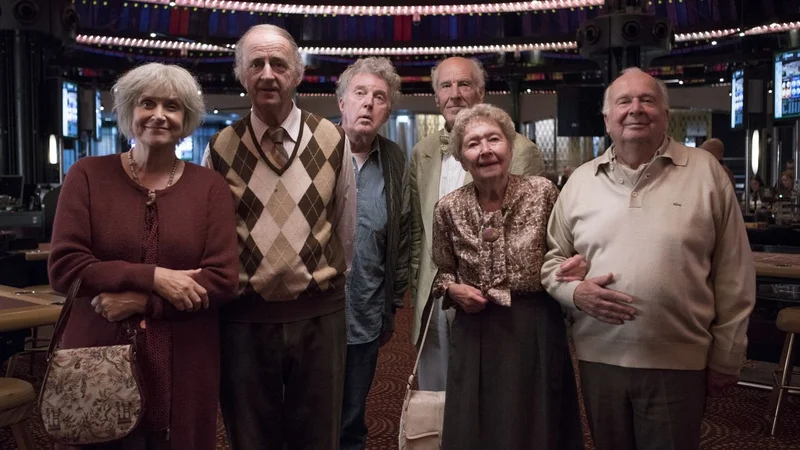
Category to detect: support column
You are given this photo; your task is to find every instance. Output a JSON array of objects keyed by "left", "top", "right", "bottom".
[
  {"left": 794, "top": 120, "right": 800, "bottom": 188},
  {"left": 745, "top": 128, "right": 752, "bottom": 214},
  {"left": 508, "top": 78, "right": 521, "bottom": 132},
  {"left": 0, "top": 32, "right": 9, "bottom": 175},
  {"left": 12, "top": 30, "right": 32, "bottom": 179}
]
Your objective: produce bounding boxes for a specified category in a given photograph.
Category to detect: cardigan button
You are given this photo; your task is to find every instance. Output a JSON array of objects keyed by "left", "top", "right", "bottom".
[{"left": 482, "top": 227, "right": 500, "bottom": 243}]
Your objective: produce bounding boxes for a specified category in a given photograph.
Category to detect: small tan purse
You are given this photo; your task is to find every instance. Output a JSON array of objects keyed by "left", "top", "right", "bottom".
[
  {"left": 399, "top": 299, "right": 446, "bottom": 450},
  {"left": 38, "top": 275, "right": 146, "bottom": 445}
]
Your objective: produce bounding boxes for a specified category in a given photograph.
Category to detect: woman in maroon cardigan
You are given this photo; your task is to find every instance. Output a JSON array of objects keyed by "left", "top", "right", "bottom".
[{"left": 47, "top": 63, "right": 239, "bottom": 450}]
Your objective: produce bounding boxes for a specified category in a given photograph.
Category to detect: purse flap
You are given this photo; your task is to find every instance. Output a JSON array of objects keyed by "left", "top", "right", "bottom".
[
  {"left": 39, "top": 344, "right": 143, "bottom": 445},
  {"left": 404, "top": 389, "right": 446, "bottom": 439}
]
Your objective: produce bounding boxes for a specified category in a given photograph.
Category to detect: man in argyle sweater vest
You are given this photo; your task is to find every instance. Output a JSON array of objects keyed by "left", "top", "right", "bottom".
[{"left": 202, "top": 24, "right": 355, "bottom": 450}]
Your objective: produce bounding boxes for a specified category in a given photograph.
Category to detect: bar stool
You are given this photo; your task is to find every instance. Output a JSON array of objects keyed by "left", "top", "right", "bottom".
[
  {"left": 0, "top": 377, "right": 36, "bottom": 449},
  {"left": 770, "top": 306, "right": 800, "bottom": 436}
]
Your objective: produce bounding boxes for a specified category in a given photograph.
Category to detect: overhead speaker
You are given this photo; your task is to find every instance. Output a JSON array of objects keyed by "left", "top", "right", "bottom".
[
  {"left": 13, "top": 0, "right": 39, "bottom": 25},
  {"left": 0, "top": 0, "right": 78, "bottom": 41},
  {"left": 576, "top": 13, "right": 672, "bottom": 57}
]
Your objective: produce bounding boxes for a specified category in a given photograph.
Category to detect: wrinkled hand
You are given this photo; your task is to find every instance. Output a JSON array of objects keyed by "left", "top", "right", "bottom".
[
  {"left": 707, "top": 369, "right": 738, "bottom": 397},
  {"left": 447, "top": 283, "right": 488, "bottom": 314},
  {"left": 379, "top": 329, "right": 394, "bottom": 347},
  {"left": 573, "top": 273, "right": 636, "bottom": 325},
  {"left": 91, "top": 292, "right": 147, "bottom": 322},
  {"left": 556, "top": 255, "right": 588, "bottom": 282},
  {"left": 153, "top": 267, "right": 208, "bottom": 312}
]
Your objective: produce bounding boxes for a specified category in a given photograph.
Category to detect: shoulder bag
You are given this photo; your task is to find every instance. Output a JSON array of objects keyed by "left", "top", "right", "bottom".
[
  {"left": 38, "top": 275, "right": 145, "bottom": 445},
  {"left": 399, "top": 297, "right": 446, "bottom": 450}
]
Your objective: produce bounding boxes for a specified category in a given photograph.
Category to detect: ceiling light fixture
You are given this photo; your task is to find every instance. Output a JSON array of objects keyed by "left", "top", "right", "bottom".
[
  {"left": 76, "top": 21, "right": 800, "bottom": 57},
  {"left": 133, "top": 0, "right": 605, "bottom": 16},
  {"left": 76, "top": 34, "right": 230, "bottom": 52},
  {"left": 674, "top": 29, "right": 738, "bottom": 42},
  {"left": 300, "top": 42, "right": 576, "bottom": 56},
  {"left": 76, "top": 34, "right": 576, "bottom": 55},
  {"left": 673, "top": 22, "right": 800, "bottom": 42}
]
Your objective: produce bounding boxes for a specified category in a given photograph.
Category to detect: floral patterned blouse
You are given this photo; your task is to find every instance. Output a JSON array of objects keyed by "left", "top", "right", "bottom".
[{"left": 431, "top": 175, "right": 559, "bottom": 308}]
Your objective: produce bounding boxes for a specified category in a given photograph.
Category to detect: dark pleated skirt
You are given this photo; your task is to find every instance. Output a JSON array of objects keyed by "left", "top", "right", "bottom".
[{"left": 441, "top": 292, "right": 584, "bottom": 450}]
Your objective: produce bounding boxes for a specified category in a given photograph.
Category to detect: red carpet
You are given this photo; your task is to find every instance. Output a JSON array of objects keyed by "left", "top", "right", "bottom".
[{"left": 3, "top": 304, "right": 800, "bottom": 449}]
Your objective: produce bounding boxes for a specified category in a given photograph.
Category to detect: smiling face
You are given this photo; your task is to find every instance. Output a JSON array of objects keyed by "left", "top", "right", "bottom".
[
  {"left": 240, "top": 30, "right": 300, "bottom": 121},
  {"left": 604, "top": 70, "right": 668, "bottom": 149},
  {"left": 459, "top": 118, "right": 512, "bottom": 183},
  {"left": 338, "top": 72, "right": 391, "bottom": 141},
  {"left": 434, "top": 58, "right": 485, "bottom": 130},
  {"left": 132, "top": 89, "right": 185, "bottom": 147}
]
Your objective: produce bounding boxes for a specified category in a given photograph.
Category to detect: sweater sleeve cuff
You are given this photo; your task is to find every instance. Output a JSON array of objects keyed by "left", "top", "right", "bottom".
[
  {"left": 123, "top": 263, "right": 157, "bottom": 293},
  {"left": 708, "top": 348, "right": 745, "bottom": 376},
  {"left": 431, "top": 274, "right": 456, "bottom": 309},
  {"left": 550, "top": 280, "right": 581, "bottom": 309}
]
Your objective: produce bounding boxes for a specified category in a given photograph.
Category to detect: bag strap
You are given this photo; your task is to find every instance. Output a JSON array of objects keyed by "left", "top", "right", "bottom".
[
  {"left": 407, "top": 292, "right": 437, "bottom": 387},
  {"left": 45, "top": 274, "right": 84, "bottom": 361}
]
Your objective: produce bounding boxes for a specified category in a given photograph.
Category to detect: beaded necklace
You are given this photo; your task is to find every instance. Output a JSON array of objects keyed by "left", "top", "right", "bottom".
[{"left": 127, "top": 150, "right": 178, "bottom": 206}]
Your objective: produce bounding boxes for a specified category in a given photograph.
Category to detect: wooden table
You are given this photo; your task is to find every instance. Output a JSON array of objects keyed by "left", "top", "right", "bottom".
[
  {"left": 7, "top": 242, "right": 50, "bottom": 262},
  {"left": 754, "top": 252, "right": 800, "bottom": 281},
  {"left": 0, "top": 284, "right": 62, "bottom": 332}
]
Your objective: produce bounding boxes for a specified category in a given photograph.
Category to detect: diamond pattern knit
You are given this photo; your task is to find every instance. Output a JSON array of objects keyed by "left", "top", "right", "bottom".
[{"left": 209, "top": 111, "right": 347, "bottom": 302}]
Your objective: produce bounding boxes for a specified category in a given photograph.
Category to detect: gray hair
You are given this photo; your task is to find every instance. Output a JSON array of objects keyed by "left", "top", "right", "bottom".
[
  {"left": 601, "top": 67, "right": 670, "bottom": 115},
  {"left": 336, "top": 57, "right": 402, "bottom": 108},
  {"left": 112, "top": 63, "right": 204, "bottom": 140},
  {"left": 234, "top": 24, "right": 305, "bottom": 86},
  {"left": 448, "top": 104, "right": 516, "bottom": 162},
  {"left": 430, "top": 57, "right": 486, "bottom": 94}
]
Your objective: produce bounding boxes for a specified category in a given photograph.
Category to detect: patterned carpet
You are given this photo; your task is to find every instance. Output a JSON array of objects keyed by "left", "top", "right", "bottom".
[{"left": 3, "top": 305, "right": 800, "bottom": 449}]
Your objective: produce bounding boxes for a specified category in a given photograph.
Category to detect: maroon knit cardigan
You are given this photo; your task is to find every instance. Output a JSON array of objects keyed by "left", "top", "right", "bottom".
[{"left": 48, "top": 155, "right": 239, "bottom": 450}]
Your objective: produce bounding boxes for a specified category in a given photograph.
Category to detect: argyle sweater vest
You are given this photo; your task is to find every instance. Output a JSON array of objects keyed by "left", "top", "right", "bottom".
[{"left": 208, "top": 111, "right": 347, "bottom": 302}]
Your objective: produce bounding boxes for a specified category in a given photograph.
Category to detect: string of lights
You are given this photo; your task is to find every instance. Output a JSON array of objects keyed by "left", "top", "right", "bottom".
[
  {"left": 75, "top": 21, "right": 800, "bottom": 56},
  {"left": 75, "top": 35, "right": 577, "bottom": 55},
  {"left": 134, "top": 0, "right": 605, "bottom": 16}
]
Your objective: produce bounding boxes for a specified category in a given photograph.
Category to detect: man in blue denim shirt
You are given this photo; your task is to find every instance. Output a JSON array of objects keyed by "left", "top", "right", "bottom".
[{"left": 336, "top": 57, "right": 410, "bottom": 450}]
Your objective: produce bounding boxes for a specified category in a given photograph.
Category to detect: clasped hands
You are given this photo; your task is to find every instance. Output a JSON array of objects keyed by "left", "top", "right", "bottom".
[
  {"left": 91, "top": 267, "right": 207, "bottom": 321},
  {"left": 446, "top": 255, "right": 589, "bottom": 314}
]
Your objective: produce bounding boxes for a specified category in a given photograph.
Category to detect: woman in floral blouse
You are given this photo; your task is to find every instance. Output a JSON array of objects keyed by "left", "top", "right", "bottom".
[{"left": 431, "top": 104, "right": 584, "bottom": 450}]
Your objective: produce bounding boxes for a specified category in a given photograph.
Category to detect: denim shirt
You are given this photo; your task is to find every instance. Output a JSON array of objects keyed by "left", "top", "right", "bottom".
[{"left": 346, "top": 142, "right": 388, "bottom": 344}]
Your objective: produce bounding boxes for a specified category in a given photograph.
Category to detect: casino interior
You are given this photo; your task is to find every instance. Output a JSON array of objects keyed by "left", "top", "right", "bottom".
[{"left": 2, "top": 0, "right": 800, "bottom": 449}]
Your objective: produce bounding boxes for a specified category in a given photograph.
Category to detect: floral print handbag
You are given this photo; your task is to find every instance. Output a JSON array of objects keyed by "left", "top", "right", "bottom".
[{"left": 38, "top": 275, "right": 145, "bottom": 445}]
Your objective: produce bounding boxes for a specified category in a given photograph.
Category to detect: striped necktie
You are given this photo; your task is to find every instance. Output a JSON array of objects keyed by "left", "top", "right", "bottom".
[{"left": 264, "top": 127, "right": 289, "bottom": 168}]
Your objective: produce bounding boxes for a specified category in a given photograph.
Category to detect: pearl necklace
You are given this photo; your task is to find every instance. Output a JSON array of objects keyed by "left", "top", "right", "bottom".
[{"left": 127, "top": 150, "right": 178, "bottom": 206}]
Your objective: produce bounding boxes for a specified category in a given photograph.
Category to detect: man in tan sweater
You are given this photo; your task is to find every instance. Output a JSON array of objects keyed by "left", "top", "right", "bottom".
[{"left": 542, "top": 68, "right": 755, "bottom": 450}]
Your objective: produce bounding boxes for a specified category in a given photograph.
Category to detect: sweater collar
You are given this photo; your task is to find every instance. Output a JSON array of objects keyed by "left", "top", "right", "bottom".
[
  {"left": 593, "top": 136, "right": 686, "bottom": 174},
  {"left": 249, "top": 102, "right": 302, "bottom": 144}
]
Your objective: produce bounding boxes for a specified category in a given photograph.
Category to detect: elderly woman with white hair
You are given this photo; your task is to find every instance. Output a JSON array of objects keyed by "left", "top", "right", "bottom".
[
  {"left": 430, "top": 104, "right": 584, "bottom": 450},
  {"left": 48, "top": 63, "right": 238, "bottom": 450}
]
